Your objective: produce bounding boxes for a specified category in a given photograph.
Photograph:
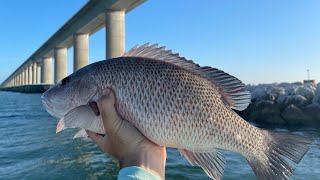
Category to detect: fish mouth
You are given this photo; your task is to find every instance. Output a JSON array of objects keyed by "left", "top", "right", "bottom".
[
  {"left": 41, "top": 94, "right": 61, "bottom": 118},
  {"left": 41, "top": 93, "right": 52, "bottom": 109},
  {"left": 41, "top": 94, "right": 52, "bottom": 109}
]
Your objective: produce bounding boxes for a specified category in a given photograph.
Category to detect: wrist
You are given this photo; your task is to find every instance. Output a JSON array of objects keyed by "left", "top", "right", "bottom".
[{"left": 119, "top": 143, "right": 166, "bottom": 179}]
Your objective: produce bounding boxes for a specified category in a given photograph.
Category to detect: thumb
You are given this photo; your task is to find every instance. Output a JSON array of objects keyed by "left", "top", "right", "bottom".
[
  {"left": 96, "top": 88, "right": 122, "bottom": 134},
  {"left": 86, "top": 130, "right": 104, "bottom": 146},
  {"left": 86, "top": 130, "right": 112, "bottom": 154}
]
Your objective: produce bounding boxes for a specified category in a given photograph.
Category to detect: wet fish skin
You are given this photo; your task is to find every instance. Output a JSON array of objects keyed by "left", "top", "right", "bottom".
[
  {"left": 42, "top": 43, "right": 312, "bottom": 180},
  {"left": 95, "top": 58, "right": 256, "bottom": 152}
]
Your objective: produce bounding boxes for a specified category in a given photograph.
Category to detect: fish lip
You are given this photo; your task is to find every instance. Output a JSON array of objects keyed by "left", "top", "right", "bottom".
[
  {"left": 41, "top": 93, "right": 50, "bottom": 103},
  {"left": 41, "top": 93, "right": 61, "bottom": 118},
  {"left": 41, "top": 94, "right": 52, "bottom": 109}
]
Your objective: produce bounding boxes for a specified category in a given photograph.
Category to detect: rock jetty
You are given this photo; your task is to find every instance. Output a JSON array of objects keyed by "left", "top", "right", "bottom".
[{"left": 238, "top": 82, "right": 320, "bottom": 126}]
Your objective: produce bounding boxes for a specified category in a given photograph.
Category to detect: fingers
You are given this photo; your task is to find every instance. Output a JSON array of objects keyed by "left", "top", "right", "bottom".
[
  {"left": 86, "top": 130, "right": 103, "bottom": 145},
  {"left": 96, "top": 89, "right": 123, "bottom": 133},
  {"left": 86, "top": 130, "right": 112, "bottom": 154}
]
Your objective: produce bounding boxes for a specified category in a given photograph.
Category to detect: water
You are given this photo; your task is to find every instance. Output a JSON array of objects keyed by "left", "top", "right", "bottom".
[{"left": 0, "top": 91, "right": 319, "bottom": 180}]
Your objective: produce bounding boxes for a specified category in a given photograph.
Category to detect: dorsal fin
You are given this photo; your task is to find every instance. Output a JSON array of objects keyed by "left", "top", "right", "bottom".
[{"left": 123, "top": 43, "right": 251, "bottom": 111}]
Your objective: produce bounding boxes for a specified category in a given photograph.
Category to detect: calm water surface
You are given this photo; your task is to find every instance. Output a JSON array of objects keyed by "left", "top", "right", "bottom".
[{"left": 0, "top": 92, "right": 319, "bottom": 180}]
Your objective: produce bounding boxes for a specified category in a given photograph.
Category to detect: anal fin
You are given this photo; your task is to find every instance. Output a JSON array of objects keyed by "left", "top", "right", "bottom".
[{"left": 178, "top": 149, "right": 226, "bottom": 180}]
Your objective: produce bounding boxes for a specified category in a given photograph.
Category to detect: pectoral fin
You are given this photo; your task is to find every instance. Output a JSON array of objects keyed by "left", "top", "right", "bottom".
[
  {"left": 56, "top": 105, "right": 105, "bottom": 135},
  {"left": 73, "top": 128, "right": 89, "bottom": 139}
]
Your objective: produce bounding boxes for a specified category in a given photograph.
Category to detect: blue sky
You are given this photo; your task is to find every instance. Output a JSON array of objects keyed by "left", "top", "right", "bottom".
[{"left": 0, "top": 0, "right": 319, "bottom": 84}]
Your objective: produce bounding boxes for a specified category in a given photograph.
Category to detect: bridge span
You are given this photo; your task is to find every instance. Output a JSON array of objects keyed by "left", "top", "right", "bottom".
[{"left": 0, "top": 0, "right": 146, "bottom": 93}]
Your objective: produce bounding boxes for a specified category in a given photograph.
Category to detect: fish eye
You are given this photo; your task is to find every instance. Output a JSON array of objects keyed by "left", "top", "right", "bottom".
[{"left": 61, "top": 77, "right": 69, "bottom": 86}]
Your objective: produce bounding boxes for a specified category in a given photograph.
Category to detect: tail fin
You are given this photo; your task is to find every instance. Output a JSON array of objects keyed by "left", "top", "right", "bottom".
[{"left": 247, "top": 130, "right": 312, "bottom": 180}]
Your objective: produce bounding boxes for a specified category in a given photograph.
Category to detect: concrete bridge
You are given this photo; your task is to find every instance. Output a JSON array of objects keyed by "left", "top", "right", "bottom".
[{"left": 0, "top": 0, "right": 146, "bottom": 93}]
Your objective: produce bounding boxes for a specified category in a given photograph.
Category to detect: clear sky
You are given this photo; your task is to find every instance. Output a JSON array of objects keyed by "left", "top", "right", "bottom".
[{"left": 0, "top": 0, "right": 319, "bottom": 85}]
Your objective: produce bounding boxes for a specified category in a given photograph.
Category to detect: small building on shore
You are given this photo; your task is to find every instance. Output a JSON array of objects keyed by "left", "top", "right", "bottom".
[{"left": 303, "top": 80, "right": 316, "bottom": 86}]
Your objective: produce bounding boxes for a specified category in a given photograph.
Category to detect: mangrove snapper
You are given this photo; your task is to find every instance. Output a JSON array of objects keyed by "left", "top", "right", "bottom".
[{"left": 42, "top": 43, "right": 312, "bottom": 180}]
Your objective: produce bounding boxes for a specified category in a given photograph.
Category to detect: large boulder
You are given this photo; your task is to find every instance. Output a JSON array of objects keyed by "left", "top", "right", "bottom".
[
  {"left": 303, "top": 103, "right": 320, "bottom": 122},
  {"left": 277, "top": 83, "right": 297, "bottom": 95},
  {"left": 267, "top": 86, "right": 286, "bottom": 99},
  {"left": 247, "top": 100, "right": 285, "bottom": 125},
  {"left": 295, "top": 86, "right": 315, "bottom": 104},
  {"left": 277, "top": 94, "right": 308, "bottom": 110},
  {"left": 281, "top": 104, "right": 313, "bottom": 125},
  {"left": 250, "top": 86, "right": 267, "bottom": 100},
  {"left": 312, "top": 83, "right": 320, "bottom": 104},
  {"left": 278, "top": 82, "right": 292, "bottom": 88},
  {"left": 256, "top": 93, "right": 275, "bottom": 102},
  {"left": 292, "top": 82, "right": 303, "bottom": 86}
]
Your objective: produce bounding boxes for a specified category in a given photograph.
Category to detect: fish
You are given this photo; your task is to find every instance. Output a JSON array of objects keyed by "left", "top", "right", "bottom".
[{"left": 41, "top": 43, "right": 312, "bottom": 180}]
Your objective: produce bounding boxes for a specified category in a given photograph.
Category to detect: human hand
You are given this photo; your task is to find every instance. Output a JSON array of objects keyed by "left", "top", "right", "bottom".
[{"left": 86, "top": 89, "right": 166, "bottom": 179}]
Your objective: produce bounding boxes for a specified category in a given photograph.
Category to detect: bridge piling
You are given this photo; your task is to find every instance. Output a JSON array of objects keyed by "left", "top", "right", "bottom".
[
  {"left": 54, "top": 48, "right": 67, "bottom": 84},
  {"left": 41, "top": 57, "right": 53, "bottom": 84},
  {"left": 73, "top": 33, "right": 89, "bottom": 72},
  {"left": 33, "top": 63, "right": 37, "bottom": 84},
  {"left": 105, "top": 10, "right": 125, "bottom": 59}
]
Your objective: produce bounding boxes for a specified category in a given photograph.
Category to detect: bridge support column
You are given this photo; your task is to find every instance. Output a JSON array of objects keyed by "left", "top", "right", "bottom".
[
  {"left": 28, "top": 65, "right": 32, "bottom": 85},
  {"left": 73, "top": 33, "right": 88, "bottom": 72},
  {"left": 37, "top": 63, "right": 41, "bottom": 84},
  {"left": 18, "top": 73, "right": 21, "bottom": 86},
  {"left": 54, "top": 48, "right": 67, "bottom": 84},
  {"left": 105, "top": 10, "right": 125, "bottom": 59},
  {"left": 25, "top": 67, "right": 29, "bottom": 85},
  {"left": 21, "top": 70, "right": 24, "bottom": 86},
  {"left": 33, "top": 63, "right": 37, "bottom": 84},
  {"left": 22, "top": 70, "right": 25, "bottom": 85},
  {"left": 41, "top": 57, "right": 53, "bottom": 84},
  {"left": 21, "top": 72, "right": 23, "bottom": 85}
]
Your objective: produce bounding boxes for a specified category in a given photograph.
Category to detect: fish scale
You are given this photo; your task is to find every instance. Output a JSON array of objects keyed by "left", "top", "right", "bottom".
[
  {"left": 42, "top": 43, "right": 312, "bottom": 180},
  {"left": 102, "top": 59, "right": 226, "bottom": 150},
  {"left": 99, "top": 57, "right": 267, "bottom": 168}
]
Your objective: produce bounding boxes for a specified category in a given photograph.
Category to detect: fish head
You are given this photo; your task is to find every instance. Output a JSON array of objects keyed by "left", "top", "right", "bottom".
[{"left": 41, "top": 65, "right": 100, "bottom": 118}]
